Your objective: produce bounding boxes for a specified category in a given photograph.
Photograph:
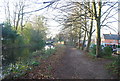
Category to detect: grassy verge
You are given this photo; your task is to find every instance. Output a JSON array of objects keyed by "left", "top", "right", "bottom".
[
  {"left": 106, "top": 55, "right": 120, "bottom": 79},
  {"left": 88, "top": 47, "right": 119, "bottom": 78}
]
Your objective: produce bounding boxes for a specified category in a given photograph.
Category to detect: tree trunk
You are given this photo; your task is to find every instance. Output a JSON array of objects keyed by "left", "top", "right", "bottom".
[
  {"left": 81, "top": 31, "right": 86, "bottom": 50},
  {"left": 96, "top": 1, "right": 102, "bottom": 57},
  {"left": 81, "top": 10, "right": 87, "bottom": 50},
  {"left": 85, "top": 16, "right": 93, "bottom": 52},
  {"left": 78, "top": 29, "right": 81, "bottom": 49},
  {"left": 21, "top": 6, "right": 24, "bottom": 30},
  {"left": 16, "top": 13, "right": 20, "bottom": 30},
  {"left": 96, "top": 19, "right": 101, "bottom": 57},
  {"left": 92, "top": 1, "right": 102, "bottom": 58}
]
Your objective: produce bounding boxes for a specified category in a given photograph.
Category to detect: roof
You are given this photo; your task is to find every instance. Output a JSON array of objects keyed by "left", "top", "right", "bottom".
[{"left": 103, "top": 34, "right": 120, "bottom": 40}]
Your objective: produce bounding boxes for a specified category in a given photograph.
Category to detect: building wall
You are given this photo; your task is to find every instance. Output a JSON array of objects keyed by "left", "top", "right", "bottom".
[{"left": 101, "top": 39, "right": 119, "bottom": 45}]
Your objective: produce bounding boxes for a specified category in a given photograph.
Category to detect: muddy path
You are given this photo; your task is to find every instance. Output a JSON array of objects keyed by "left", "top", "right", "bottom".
[{"left": 52, "top": 46, "right": 117, "bottom": 79}]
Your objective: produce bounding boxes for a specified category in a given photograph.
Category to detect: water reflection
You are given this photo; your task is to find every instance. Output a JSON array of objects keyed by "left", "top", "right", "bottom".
[
  {"left": 2, "top": 47, "right": 40, "bottom": 66},
  {"left": 45, "top": 45, "right": 55, "bottom": 50},
  {"left": 45, "top": 43, "right": 55, "bottom": 50}
]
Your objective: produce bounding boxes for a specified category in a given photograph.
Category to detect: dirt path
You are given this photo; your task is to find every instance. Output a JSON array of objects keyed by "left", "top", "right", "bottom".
[
  {"left": 20, "top": 45, "right": 117, "bottom": 79},
  {"left": 51, "top": 46, "right": 116, "bottom": 79}
]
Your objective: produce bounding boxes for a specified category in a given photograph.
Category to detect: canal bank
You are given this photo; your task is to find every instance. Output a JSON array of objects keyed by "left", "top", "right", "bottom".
[{"left": 1, "top": 45, "right": 56, "bottom": 79}]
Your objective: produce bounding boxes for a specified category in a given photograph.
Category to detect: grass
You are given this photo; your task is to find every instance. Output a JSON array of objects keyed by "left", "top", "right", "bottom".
[
  {"left": 105, "top": 55, "right": 120, "bottom": 79},
  {"left": 102, "top": 55, "right": 116, "bottom": 60}
]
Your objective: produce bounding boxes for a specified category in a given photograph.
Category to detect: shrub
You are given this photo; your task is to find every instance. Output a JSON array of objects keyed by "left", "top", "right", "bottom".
[
  {"left": 3, "top": 46, "right": 56, "bottom": 79},
  {"left": 90, "top": 45, "right": 96, "bottom": 56},
  {"left": 89, "top": 45, "right": 103, "bottom": 57},
  {"left": 31, "top": 61, "right": 40, "bottom": 66},
  {"left": 89, "top": 45, "right": 113, "bottom": 57},
  {"left": 2, "top": 22, "right": 19, "bottom": 46},
  {"left": 107, "top": 55, "right": 120, "bottom": 78},
  {"left": 102, "top": 46, "right": 112, "bottom": 57},
  {"left": 3, "top": 62, "right": 32, "bottom": 78},
  {"left": 117, "top": 45, "right": 120, "bottom": 48}
]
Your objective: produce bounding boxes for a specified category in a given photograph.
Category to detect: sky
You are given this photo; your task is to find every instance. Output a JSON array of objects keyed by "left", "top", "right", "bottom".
[
  {"left": 0, "top": 0, "right": 119, "bottom": 38},
  {"left": 0, "top": 0, "right": 62, "bottom": 38}
]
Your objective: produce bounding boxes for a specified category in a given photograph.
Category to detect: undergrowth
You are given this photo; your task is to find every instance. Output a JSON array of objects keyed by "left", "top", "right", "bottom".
[
  {"left": 106, "top": 55, "right": 120, "bottom": 79},
  {"left": 3, "top": 47, "right": 56, "bottom": 79}
]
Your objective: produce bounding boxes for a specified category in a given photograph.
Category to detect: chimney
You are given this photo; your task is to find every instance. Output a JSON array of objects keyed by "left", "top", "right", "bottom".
[
  {"left": 110, "top": 32, "right": 111, "bottom": 36},
  {"left": 110, "top": 32, "right": 111, "bottom": 35}
]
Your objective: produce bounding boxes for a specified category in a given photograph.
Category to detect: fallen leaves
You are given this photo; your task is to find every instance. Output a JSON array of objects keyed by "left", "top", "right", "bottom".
[{"left": 19, "top": 45, "right": 66, "bottom": 79}]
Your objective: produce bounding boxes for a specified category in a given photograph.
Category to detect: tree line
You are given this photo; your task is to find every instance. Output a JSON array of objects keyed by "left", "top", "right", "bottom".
[
  {"left": 2, "top": 15, "right": 47, "bottom": 49},
  {"left": 53, "top": 0, "right": 118, "bottom": 57},
  {"left": 1, "top": 0, "right": 118, "bottom": 57}
]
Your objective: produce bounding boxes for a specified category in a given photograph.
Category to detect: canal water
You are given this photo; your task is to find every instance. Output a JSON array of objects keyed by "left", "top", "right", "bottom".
[{"left": 2, "top": 47, "right": 40, "bottom": 66}]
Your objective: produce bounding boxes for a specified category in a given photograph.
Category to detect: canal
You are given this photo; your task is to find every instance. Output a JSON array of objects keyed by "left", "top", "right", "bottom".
[
  {"left": 2, "top": 47, "right": 40, "bottom": 66},
  {"left": 1, "top": 44, "right": 55, "bottom": 79}
]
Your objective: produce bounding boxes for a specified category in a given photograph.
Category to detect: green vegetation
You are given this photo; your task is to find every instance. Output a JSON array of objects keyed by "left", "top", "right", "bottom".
[
  {"left": 89, "top": 45, "right": 112, "bottom": 58},
  {"left": 3, "top": 62, "right": 32, "bottom": 78},
  {"left": 1, "top": 0, "right": 118, "bottom": 79},
  {"left": 106, "top": 55, "right": 120, "bottom": 78},
  {"left": 89, "top": 45, "right": 96, "bottom": 57},
  {"left": 2, "top": 16, "right": 49, "bottom": 79},
  {"left": 2, "top": 16, "right": 46, "bottom": 49},
  {"left": 3, "top": 47, "right": 56, "bottom": 79},
  {"left": 2, "top": 16, "right": 46, "bottom": 63},
  {"left": 90, "top": 45, "right": 119, "bottom": 77},
  {"left": 117, "top": 45, "right": 120, "bottom": 48},
  {"left": 2, "top": 22, "right": 19, "bottom": 47},
  {"left": 40, "top": 48, "right": 56, "bottom": 59},
  {"left": 102, "top": 47, "right": 112, "bottom": 57}
]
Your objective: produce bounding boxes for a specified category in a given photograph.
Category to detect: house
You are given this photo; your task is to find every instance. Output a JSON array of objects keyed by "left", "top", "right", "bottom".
[{"left": 101, "top": 34, "right": 120, "bottom": 46}]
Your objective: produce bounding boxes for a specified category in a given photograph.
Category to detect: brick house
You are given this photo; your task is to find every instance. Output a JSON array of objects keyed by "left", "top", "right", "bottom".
[{"left": 101, "top": 34, "right": 120, "bottom": 45}]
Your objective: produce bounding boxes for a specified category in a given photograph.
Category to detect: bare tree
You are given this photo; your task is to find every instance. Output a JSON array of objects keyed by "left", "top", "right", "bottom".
[{"left": 4, "top": 0, "right": 11, "bottom": 23}]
